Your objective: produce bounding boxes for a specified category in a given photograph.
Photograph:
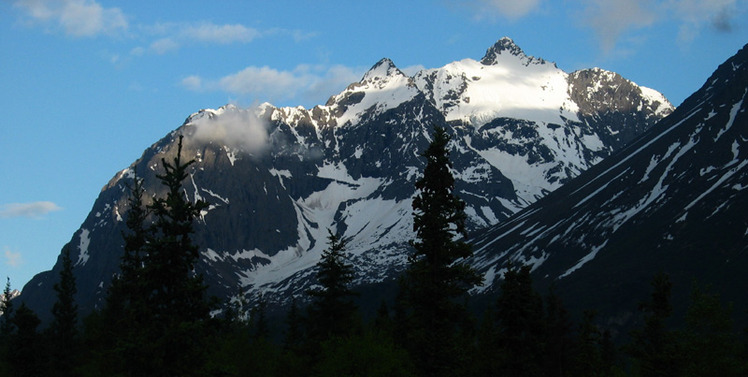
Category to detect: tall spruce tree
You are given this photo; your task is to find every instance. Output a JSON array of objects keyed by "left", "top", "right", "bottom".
[
  {"left": 401, "top": 126, "right": 482, "bottom": 377},
  {"left": 0, "top": 278, "right": 15, "bottom": 377},
  {"left": 679, "top": 284, "right": 745, "bottom": 377},
  {"left": 94, "top": 170, "right": 153, "bottom": 376},
  {"left": 142, "top": 135, "right": 211, "bottom": 376},
  {"left": 145, "top": 135, "right": 210, "bottom": 324},
  {"left": 107, "top": 171, "right": 149, "bottom": 310},
  {"left": 96, "top": 135, "right": 213, "bottom": 376},
  {"left": 306, "top": 230, "right": 358, "bottom": 341},
  {"left": 0, "top": 278, "right": 13, "bottom": 337},
  {"left": 494, "top": 262, "right": 544, "bottom": 377},
  {"left": 9, "top": 303, "right": 43, "bottom": 377},
  {"left": 543, "top": 286, "right": 575, "bottom": 377},
  {"left": 627, "top": 273, "right": 681, "bottom": 377},
  {"left": 48, "top": 247, "right": 79, "bottom": 377}
]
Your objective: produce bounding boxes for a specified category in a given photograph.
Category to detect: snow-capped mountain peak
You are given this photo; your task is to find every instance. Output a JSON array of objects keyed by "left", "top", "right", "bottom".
[
  {"left": 480, "top": 36, "right": 550, "bottom": 67},
  {"left": 322, "top": 58, "right": 420, "bottom": 127},
  {"left": 414, "top": 42, "right": 576, "bottom": 127},
  {"left": 362, "top": 57, "right": 407, "bottom": 83}
]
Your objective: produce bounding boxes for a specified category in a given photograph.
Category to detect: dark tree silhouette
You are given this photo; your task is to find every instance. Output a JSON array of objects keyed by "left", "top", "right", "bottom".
[
  {"left": 94, "top": 135, "right": 213, "bottom": 376},
  {"left": 306, "top": 230, "right": 358, "bottom": 341},
  {"left": 48, "top": 247, "right": 79, "bottom": 377},
  {"left": 627, "top": 273, "right": 681, "bottom": 377},
  {"left": 401, "top": 126, "right": 482, "bottom": 377}
]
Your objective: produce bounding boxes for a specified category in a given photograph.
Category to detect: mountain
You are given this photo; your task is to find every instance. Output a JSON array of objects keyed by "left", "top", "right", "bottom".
[
  {"left": 19, "top": 38, "right": 672, "bottom": 320},
  {"left": 468, "top": 42, "right": 748, "bottom": 333}
]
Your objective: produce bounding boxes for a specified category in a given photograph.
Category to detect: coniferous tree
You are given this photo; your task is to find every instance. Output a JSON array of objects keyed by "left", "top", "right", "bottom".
[
  {"left": 543, "top": 287, "right": 574, "bottom": 377},
  {"left": 0, "top": 278, "right": 13, "bottom": 338},
  {"left": 250, "top": 296, "right": 270, "bottom": 341},
  {"left": 627, "top": 273, "right": 681, "bottom": 377},
  {"left": 93, "top": 135, "right": 213, "bottom": 376},
  {"left": 373, "top": 300, "right": 394, "bottom": 337},
  {"left": 679, "top": 284, "right": 744, "bottom": 377},
  {"left": 48, "top": 247, "right": 79, "bottom": 377},
  {"left": 141, "top": 135, "right": 212, "bottom": 376},
  {"left": 107, "top": 171, "right": 148, "bottom": 312},
  {"left": 91, "top": 171, "right": 152, "bottom": 376},
  {"left": 0, "top": 278, "right": 15, "bottom": 377},
  {"left": 283, "top": 297, "right": 304, "bottom": 352},
  {"left": 494, "top": 262, "right": 544, "bottom": 377},
  {"left": 572, "top": 310, "right": 605, "bottom": 377},
  {"left": 145, "top": 135, "right": 210, "bottom": 325},
  {"left": 9, "top": 303, "right": 43, "bottom": 377},
  {"left": 401, "top": 126, "right": 482, "bottom": 377},
  {"left": 306, "top": 229, "right": 358, "bottom": 341}
]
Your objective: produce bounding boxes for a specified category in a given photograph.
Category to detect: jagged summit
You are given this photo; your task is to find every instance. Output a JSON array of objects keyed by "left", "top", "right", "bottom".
[
  {"left": 480, "top": 37, "right": 550, "bottom": 67},
  {"left": 362, "top": 57, "right": 406, "bottom": 81}
]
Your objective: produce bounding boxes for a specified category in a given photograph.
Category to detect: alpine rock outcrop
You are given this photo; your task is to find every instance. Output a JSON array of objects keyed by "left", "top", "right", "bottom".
[{"left": 19, "top": 38, "right": 673, "bottom": 318}]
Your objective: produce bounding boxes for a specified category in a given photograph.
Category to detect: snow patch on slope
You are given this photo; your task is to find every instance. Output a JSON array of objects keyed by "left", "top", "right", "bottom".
[{"left": 76, "top": 229, "right": 91, "bottom": 266}]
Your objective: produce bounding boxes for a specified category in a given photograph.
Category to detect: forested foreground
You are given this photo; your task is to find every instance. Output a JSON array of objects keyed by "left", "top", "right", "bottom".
[{"left": 1, "top": 131, "right": 747, "bottom": 377}]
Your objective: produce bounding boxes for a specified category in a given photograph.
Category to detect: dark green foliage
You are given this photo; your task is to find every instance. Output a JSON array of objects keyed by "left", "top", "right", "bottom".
[
  {"left": 401, "top": 126, "right": 483, "bottom": 377},
  {"left": 493, "top": 263, "right": 545, "bottom": 377},
  {"left": 91, "top": 171, "right": 153, "bottom": 375},
  {"left": 543, "top": 287, "right": 575, "bottom": 377},
  {"left": 313, "top": 332, "right": 416, "bottom": 377},
  {"left": 8, "top": 303, "right": 43, "bottom": 377},
  {"left": 48, "top": 247, "right": 79, "bottom": 377},
  {"left": 250, "top": 296, "right": 270, "bottom": 340},
  {"left": 145, "top": 136, "right": 211, "bottom": 325},
  {"left": 0, "top": 278, "right": 14, "bottom": 377},
  {"left": 0, "top": 278, "right": 13, "bottom": 338},
  {"left": 283, "top": 297, "right": 304, "bottom": 352},
  {"left": 572, "top": 310, "right": 610, "bottom": 377},
  {"left": 627, "top": 273, "right": 681, "bottom": 377},
  {"left": 107, "top": 170, "right": 148, "bottom": 312},
  {"left": 88, "top": 135, "right": 214, "bottom": 376},
  {"left": 306, "top": 230, "right": 359, "bottom": 341},
  {"left": 678, "top": 284, "right": 745, "bottom": 377}
]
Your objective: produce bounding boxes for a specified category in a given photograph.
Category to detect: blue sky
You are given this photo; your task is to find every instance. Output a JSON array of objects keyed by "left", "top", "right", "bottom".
[{"left": 1, "top": 0, "right": 746, "bottom": 291}]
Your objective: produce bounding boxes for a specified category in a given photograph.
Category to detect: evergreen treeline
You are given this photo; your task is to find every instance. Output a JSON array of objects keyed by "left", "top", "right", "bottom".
[{"left": 1, "top": 130, "right": 747, "bottom": 376}]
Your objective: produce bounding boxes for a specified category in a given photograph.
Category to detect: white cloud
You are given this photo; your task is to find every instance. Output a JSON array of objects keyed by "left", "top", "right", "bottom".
[
  {"left": 475, "top": 0, "right": 543, "bottom": 19},
  {"left": 134, "top": 21, "right": 268, "bottom": 55},
  {"left": 181, "top": 75, "right": 203, "bottom": 91},
  {"left": 182, "top": 23, "right": 261, "bottom": 44},
  {"left": 188, "top": 106, "right": 270, "bottom": 155},
  {"left": 667, "top": 0, "right": 740, "bottom": 42},
  {"left": 149, "top": 37, "right": 180, "bottom": 55},
  {"left": 579, "top": 0, "right": 657, "bottom": 53},
  {"left": 577, "top": 0, "right": 744, "bottom": 52},
  {"left": 0, "top": 201, "right": 63, "bottom": 218},
  {"left": 13, "top": 0, "right": 128, "bottom": 37},
  {"left": 182, "top": 64, "right": 366, "bottom": 106},
  {"left": 4, "top": 248, "right": 23, "bottom": 268},
  {"left": 218, "top": 66, "right": 303, "bottom": 97}
]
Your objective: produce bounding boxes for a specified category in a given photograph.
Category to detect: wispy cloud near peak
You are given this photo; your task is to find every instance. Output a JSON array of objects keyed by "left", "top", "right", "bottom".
[
  {"left": 0, "top": 201, "right": 63, "bottom": 219},
  {"left": 182, "top": 64, "right": 364, "bottom": 108}
]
